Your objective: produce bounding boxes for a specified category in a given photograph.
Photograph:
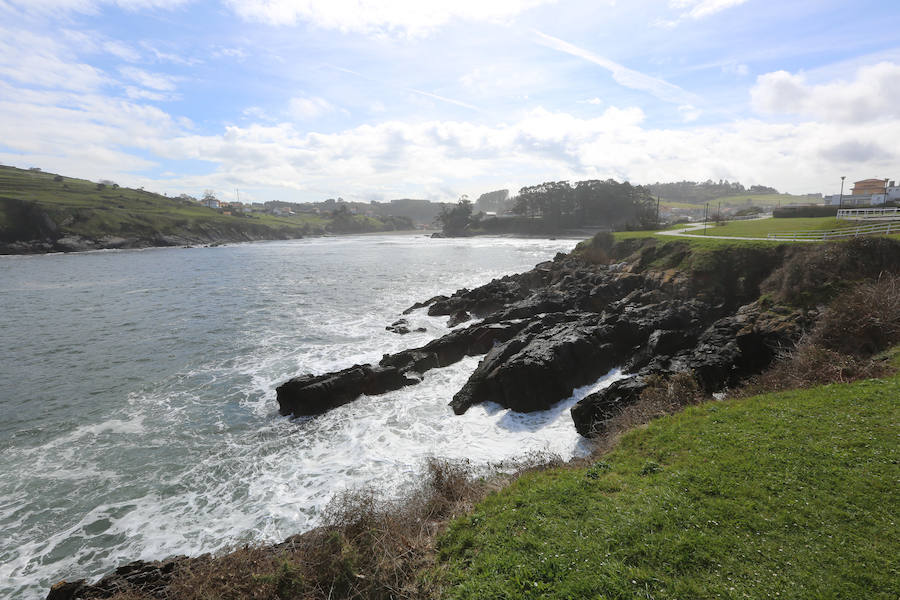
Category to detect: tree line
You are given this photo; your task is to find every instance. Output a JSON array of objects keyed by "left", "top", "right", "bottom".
[{"left": 437, "top": 178, "right": 659, "bottom": 236}]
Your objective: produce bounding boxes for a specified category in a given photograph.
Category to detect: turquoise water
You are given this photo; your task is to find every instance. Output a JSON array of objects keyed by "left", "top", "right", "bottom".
[{"left": 0, "top": 234, "right": 620, "bottom": 599}]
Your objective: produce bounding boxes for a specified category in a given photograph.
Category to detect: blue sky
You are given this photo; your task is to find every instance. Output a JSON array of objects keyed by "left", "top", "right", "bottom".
[{"left": 2, "top": 0, "right": 900, "bottom": 203}]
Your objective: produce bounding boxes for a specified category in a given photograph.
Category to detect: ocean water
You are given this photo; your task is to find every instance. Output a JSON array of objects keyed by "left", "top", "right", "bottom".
[{"left": 0, "top": 233, "right": 622, "bottom": 599}]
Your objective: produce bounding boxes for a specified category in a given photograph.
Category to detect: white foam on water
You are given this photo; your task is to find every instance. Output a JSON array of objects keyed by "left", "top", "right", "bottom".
[{"left": 0, "top": 234, "right": 586, "bottom": 599}]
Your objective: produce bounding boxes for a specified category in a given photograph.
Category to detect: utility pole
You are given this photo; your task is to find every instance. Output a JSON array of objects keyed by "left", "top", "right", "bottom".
[
  {"left": 839, "top": 176, "right": 846, "bottom": 209},
  {"left": 704, "top": 202, "right": 709, "bottom": 235},
  {"left": 717, "top": 201, "right": 721, "bottom": 223},
  {"left": 656, "top": 194, "right": 660, "bottom": 226}
]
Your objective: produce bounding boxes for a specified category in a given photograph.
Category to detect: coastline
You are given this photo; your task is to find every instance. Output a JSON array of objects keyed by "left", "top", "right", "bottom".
[{"left": 40, "top": 234, "right": 900, "bottom": 599}]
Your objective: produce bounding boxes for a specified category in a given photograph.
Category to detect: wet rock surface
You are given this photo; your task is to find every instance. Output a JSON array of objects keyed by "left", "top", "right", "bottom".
[
  {"left": 275, "top": 241, "right": 804, "bottom": 427},
  {"left": 46, "top": 557, "right": 192, "bottom": 600}
]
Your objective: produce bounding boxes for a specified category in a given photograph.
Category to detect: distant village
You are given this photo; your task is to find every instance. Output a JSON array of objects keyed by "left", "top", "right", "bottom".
[
  {"left": 185, "top": 194, "right": 451, "bottom": 227},
  {"left": 181, "top": 176, "right": 900, "bottom": 227}
]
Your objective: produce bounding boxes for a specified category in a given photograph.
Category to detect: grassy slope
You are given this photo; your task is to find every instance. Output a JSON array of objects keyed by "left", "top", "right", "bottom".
[
  {"left": 700, "top": 216, "right": 840, "bottom": 237},
  {"left": 661, "top": 193, "right": 814, "bottom": 210},
  {"left": 0, "top": 165, "right": 404, "bottom": 243},
  {"left": 612, "top": 217, "right": 900, "bottom": 249},
  {"left": 438, "top": 374, "right": 899, "bottom": 599}
]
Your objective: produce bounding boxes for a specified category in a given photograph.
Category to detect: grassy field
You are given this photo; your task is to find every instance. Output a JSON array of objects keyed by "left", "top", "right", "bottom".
[
  {"left": 610, "top": 217, "right": 900, "bottom": 248},
  {"left": 700, "top": 216, "right": 841, "bottom": 237},
  {"left": 660, "top": 193, "right": 817, "bottom": 210},
  {"left": 437, "top": 372, "right": 899, "bottom": 599}
]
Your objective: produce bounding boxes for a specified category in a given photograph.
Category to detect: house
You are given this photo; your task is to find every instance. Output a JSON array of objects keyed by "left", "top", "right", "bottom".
[
  {"left": 824, "top": 178, "right": 898, "bottom": 206},
  {"left": 851, "top": 178, "right": 888, "bottom": 196}
]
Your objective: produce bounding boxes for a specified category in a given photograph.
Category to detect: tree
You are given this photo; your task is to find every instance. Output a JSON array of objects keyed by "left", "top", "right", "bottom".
[{"left": 436, "top": 196, "right": 474, "bottom": 236}]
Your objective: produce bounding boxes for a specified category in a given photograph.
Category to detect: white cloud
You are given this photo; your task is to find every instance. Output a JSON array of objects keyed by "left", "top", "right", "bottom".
[
  {"left": 751, "top": 61, "right": 900, "bottom": 123},
  {"left": 288, "top": 96, "right": 335, "bottom": 119},
  {"left": 533, "top": 30, "right": 700, "bottom": 106},
  {"left": 672, "top": 0, "right": 750, "bottom": 19},
  {"left": 125, "top": 102, "right": 900, "bottom": 199},
  {"left": 141, "top": 42, "right": 202, "bottom": 66},
  {"left": 0, "top": 27, "right": 108, "bottom": 91},
  {"left": 212, "top": 46, "right": 248, "bottom": 60},
  {"left": 119, "top": 66, "right": 178, "bottom": 91},
  {"left": 407, "top": 88, "right": 481, "bottom": 112},
  {"left": 659, "top": 0, "right": 750, "bottom": 27},
  {"left": 223, "top": 0, "right": 557, "bottom": 35},
  {"left": 678, "top": 104, "right": 701, "bottom": 122},
  {"left": 103, "top": 40, "right": 142, "bottom": 62}
]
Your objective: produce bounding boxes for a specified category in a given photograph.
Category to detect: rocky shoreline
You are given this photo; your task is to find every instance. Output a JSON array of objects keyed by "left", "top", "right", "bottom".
[
  {"left": 277, "top": 238, "right": 806, "bottom": 437},
  {"left": 0, "top": 230, "right": 300, "bottom": 255},
  {"left": 51, "top": 234, "right": 900, "bottom": 600}
]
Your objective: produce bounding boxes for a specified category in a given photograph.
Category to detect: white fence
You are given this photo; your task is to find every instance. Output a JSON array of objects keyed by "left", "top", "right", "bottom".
[
  {"left": 836, "top": 207, "right": 900, "bottom": 220},
  {"left": 767, "top": 221, "right": 899, "bottom": 240}
]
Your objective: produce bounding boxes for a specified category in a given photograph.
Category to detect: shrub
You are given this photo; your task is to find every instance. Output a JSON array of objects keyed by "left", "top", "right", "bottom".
[
  {"left": 773, "top": 205, "right": 838, "bottom": 218},
  {"left": 810, "top": 274, "right": 900, "bottom": 357},
  {"left": 738, "top": 342, "right": 890, "bottom": 397},
  {"left": 762, "top": 237, "right": 900, "bottom": 306},
  {"left": 574, "top": 230, "right": 614, "bottom": 264}
]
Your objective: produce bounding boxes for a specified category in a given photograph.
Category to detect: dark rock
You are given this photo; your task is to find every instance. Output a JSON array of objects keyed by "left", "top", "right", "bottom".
[
  {"left": 380, "top": 319, "right": 531, "bottom": 374},
  {"left": 571, "top": 376, "right": 648, "bottom": 437},
  {"left": 450, "top": 312, "right": 632, "bottom": 415},
  {"left": 402, "top": 295, "right": 448, "bottom": 315},
  {"left": 447, "top": 310, "right": 471, "bottom": 328},
  {"left": 386, "top": 319, "right": 412, "bottom": 334},
  {"left": 46, "top": 557, "right": 192, "bottom": 599},
  {"left": 276, "top": 364, "right": 420, "bottom": 417},
  {"left": 47, "top": 580, "right": 85, "bottom": 600}
]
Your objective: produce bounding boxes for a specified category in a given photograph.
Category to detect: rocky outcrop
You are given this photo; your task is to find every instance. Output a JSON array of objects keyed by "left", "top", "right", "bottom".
[
  {"left": 570, "top": 301, "right": 807, "bottom": 436},
  {"left": 46, "top": 557, "right": 192, "bottom": 600},
  {"left": 276, "top": 238, "right": 813, "bottom": 432},
  {"left": 276, "top": 364, "right": 421, "bottom": 416},
  {"left": 278, "top": 318, "right": 534, "bottom": 417}
]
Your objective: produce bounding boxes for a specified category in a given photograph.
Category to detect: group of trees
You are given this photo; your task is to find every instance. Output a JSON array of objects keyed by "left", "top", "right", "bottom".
[
  {"left": 511, "top": 179, "right": 658, "bottom": 230},
  {"left": 646, "top": 180, "right": 778, "bottom": 204},
  {"left": 435, "top": 195, "right": 478, "bottom": 236},
  {"left": 436, "top": 179, "right": 659, "bottom": 236}
]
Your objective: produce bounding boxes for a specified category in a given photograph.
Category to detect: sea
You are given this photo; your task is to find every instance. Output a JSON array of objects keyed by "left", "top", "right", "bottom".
[{"left": 0, "top": 233, "right": 623, "bottom": 599}]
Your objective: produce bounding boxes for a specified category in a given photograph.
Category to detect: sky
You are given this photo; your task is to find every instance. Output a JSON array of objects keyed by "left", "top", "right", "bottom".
[{"left": 2, "top": 0, "right": 900, "bottom": 204}]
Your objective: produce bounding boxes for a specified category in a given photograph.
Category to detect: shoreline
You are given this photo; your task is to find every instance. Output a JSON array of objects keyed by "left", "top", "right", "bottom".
[{"left": 42, "top": 235, "right": 900, "bottom": 599}]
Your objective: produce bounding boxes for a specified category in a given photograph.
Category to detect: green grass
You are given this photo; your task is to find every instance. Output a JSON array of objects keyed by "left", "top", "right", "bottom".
[
  {"left": 0, "top": 165, "right": 407, "bottom": 243},
  {"left": 698, "top": 216, "right": 841, "bottom": 238},
  {"left": 660, "top": 193, "right": 816, "bottom": 210},
  {"left": 438, "top": 375, "right": 899, "bottom": 599},
  {"left": 611, "top": 228, "right": 787, "bottom": 249}
]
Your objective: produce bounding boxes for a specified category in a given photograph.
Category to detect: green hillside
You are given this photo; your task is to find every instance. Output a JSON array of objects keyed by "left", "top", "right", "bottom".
[
  {"left": 438, "top": 372, "right": 900, "bottom": 599},
  {"left": 0, "top": 165, "right": 412, "bottom": 253}
]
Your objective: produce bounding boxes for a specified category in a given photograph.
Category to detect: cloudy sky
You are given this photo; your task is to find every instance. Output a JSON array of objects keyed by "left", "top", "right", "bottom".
[{"left": 2, "top": 0, "right": 900, "bottom": 203}]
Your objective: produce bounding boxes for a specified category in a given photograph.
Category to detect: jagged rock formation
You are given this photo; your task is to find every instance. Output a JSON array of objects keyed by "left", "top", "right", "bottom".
[{"left": 276, "top": 238, "right": 805, "bottom": 432}]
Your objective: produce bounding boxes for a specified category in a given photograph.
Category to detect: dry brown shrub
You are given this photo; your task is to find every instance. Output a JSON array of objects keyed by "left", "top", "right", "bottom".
[
  {"left": 104, "top": 457, "right": 503, "bottom": 600},
  {"left": 810, "top": 274, "right": 900, "bottom": 357},
  {"left": 736, "top": 341, "right": 890, "bottom": 398},
  {"left": 761, "top": 237, "right": 900, "bottom": 306}
]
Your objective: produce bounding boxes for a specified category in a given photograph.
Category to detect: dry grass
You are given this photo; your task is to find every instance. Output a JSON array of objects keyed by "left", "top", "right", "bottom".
[
  {"left": 810, "top": 273, "right": 900, "bottom": 357},
  {"left": 736, "top": 342, "right": 890, "bottom": 398},
  {"left": 762, "top": 237, "right": 900, "bottom": 306},
  {"left": 590, "top": 372, "right": 703, "bottom": 456},
  {"left": 101, "top": 458, "right": 548, "bottom": 600}
]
